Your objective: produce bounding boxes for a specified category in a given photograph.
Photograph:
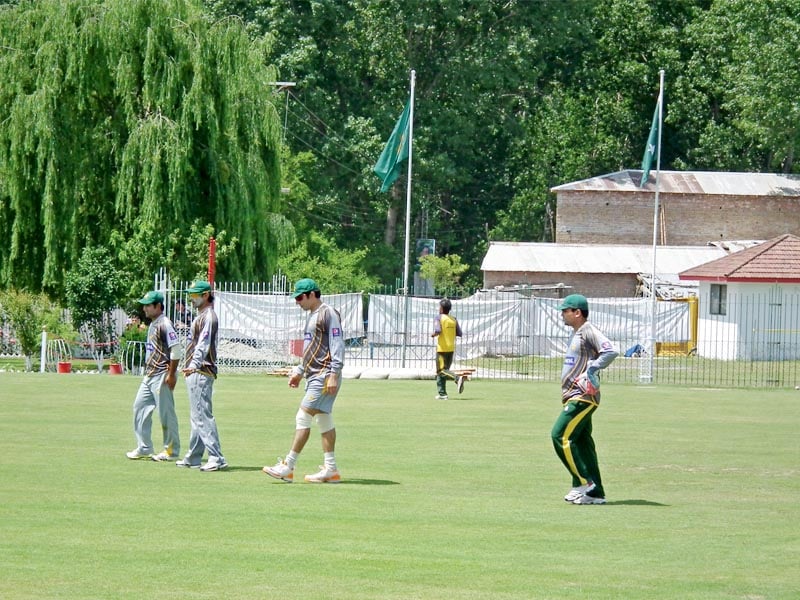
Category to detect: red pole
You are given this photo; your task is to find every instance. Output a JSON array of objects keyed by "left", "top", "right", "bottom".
[{"left": 208, "top": 236, "right": 216, "bottom": 286}]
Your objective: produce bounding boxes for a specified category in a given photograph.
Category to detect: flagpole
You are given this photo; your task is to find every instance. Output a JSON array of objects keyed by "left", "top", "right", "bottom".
[
  {"left": 644, "top": 69, "right": 665, "bottom": 383},
  {"left": 401, "top": 70, "right": 416, "bottom": 367}
]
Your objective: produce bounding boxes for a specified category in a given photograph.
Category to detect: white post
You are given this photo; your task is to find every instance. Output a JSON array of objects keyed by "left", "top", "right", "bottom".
[
  {"left": 401, "top": 70, "right": 416, "bottom": 368},
  {"left": 40, "top": 326, "right": 47, "bottom": 373},
  {"left": 642, "top": 69, "right": 665, "bottom": 383}
]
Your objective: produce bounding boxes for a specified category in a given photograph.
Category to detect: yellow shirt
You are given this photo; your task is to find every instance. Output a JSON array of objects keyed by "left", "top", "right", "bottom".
[{"left": 434, "top": 313, "right": 461, "bottom": 353}]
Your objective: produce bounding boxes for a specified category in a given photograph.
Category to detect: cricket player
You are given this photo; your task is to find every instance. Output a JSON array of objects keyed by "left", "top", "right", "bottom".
[
  {"left": 176, "top": 280, "right": 228, "bottom": 472},
  {"left": 263, "top": 278, "right": 345, "bottom": 483},
  {"left": 551, "top": 294, "right": 618, "bottom": 505},
  {"left": 126, "top": 290, "right": 182, "bottom": 461},
  {"left": 431, "top": 298, "right": 465, "bottom": 400}
]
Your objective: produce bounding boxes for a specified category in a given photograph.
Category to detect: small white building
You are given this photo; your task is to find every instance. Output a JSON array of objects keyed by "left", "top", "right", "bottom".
[{"left": 679, "top": 234, "right": 800, "bottom": 360}]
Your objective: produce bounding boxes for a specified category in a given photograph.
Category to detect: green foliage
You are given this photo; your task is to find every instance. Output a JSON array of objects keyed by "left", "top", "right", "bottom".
[
  {"left": 4, "top": 0, "right": 800, "bottom": 297},
  {"left": 64, "top": 247, "right": 125, "bottom": 348},
  {"left": 0, "top": 0, "right": 284, "bottom": 299},
  {"left": 419, "top": 253, "right": 469, "bottom": 294},
  {"left": 0, "top": 289, "right": 67, "bottom": 369},
  {"left": 276, "top": 232, "right": 377, "bottom": 294}
]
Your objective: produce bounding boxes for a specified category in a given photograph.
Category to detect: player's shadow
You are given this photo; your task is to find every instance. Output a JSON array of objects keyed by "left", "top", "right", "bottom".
[
  {"left": 605, "top": 499, "right": 669, "bottom": 506},
  {"left": 338, "top": 478, "right": 399, "bottom": 486},
  {"left": 225, "top": 467, "right": 399, "bottom": 485}
]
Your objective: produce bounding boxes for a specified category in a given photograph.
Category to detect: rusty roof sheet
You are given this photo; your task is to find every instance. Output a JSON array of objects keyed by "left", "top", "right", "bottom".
[
  {"left": 481, "top": 242, "right": 730, "bottom": 275},
  {"left": 679, "top": 234, "right": 800, "bottom": 282},
  {"left": 551, "top": 170, "right": 800, "bottom": 196}
]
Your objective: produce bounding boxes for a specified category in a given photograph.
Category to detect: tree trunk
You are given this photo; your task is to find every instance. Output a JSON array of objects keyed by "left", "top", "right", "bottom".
[{"left": 384, "top": 187, "right": 402, "bottom": 246}]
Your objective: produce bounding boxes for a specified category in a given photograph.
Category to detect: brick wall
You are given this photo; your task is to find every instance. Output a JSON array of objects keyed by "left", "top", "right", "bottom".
[
  {"left": 555, "top": 191, "right": 800, "bottom": 244},
  {"left": 483, "top": 271, "right": 637, "bottom": 298}
]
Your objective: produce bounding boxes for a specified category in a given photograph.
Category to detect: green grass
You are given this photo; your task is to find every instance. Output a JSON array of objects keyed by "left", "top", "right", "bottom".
[{"left": 0, "top": 374, "right": 798, "bottom": 599}]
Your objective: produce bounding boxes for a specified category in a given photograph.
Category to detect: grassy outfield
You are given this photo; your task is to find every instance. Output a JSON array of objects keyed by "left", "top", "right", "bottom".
[{"left": 0, "top": 374, "right": 797, "bottom": 599}]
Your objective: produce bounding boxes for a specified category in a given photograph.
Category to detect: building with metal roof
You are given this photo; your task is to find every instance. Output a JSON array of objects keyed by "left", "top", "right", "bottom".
[
  {"left": 481, "top": 241, "right": 743, "bottom": 298},
  {"left": 550, "top": 170, "right": 800, "bottom": 246}
]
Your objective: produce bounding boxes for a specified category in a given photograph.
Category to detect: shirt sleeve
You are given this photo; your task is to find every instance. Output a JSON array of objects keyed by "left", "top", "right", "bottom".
[
  {"left": 586, "top": 326, "right": 619, "bottom": 371},
  {"left": 326, "top": 307, "right": 345, "bottom": 375}
]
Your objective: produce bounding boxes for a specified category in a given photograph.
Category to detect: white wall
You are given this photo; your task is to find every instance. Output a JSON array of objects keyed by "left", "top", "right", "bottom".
[{"left": 696, "top": 282, "right": 800, "bottom": 360}]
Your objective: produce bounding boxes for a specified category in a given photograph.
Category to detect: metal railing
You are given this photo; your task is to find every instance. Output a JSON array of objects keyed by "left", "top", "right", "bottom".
[{"left": 3, "top": 280, "right": 799, "bottom": 388}]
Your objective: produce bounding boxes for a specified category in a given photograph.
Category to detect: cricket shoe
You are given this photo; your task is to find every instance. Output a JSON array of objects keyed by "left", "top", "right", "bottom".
[
  {"left": 200, "top": 456, "right": 229, "bottom": 472},
  {"left": 564, "top": 483, "right": 595, "bottom": 502},
  {"left": 151, "top": 452, "right": 178, "bottom": 462},
  {"left": 126, "top": 449, "right": 153, "bottom": 460},
  {"left": 263, "top": 458, "right": 294, "bottom": 482},
  {"left": 176, "top": 458, "right": 201, "bottom": 469},
  {"left": 572, "top": 491, "right": 606, "bottom": 505},
  {"left": 434, "top": 394, "right": 449, "bottom": 400},
  {"left": 304, "top": 465, "right": 341, "bottom": 483}
]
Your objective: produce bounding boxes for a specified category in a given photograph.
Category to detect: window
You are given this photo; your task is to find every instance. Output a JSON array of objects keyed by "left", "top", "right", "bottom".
[{"left": 710, "top": 284, "right": 727, "bottom": 315}]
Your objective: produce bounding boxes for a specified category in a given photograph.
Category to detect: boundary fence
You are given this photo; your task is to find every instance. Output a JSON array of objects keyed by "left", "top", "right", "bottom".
[
  {"left": 160, "top": 279, "right": 800, "bottom": 388},
  {"left": 3, "top": 276, "right": 799, "bottom": 388}
]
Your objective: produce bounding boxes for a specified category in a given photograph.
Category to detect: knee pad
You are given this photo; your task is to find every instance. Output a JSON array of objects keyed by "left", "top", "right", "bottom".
[
  {"left": 314, "top": 412, "right": 334, "bottom": 433},
  {"left": 295, "top": 408, "right": 313, "bottom": 430}
]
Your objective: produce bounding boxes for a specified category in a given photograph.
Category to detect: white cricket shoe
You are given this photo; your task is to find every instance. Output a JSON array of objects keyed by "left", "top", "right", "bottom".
[
  {"left": 200, "top": 456, "right": 228, "bottom": 472},
  {"left": 304, "top": 465, "right": 341, "bottom": 483},
  {"left": 564, "top": 483, "right": 595, "bottom": 502},
  {"left": 126, "top": 449, "right": 153, "bottom": 460},
  {"left": 263, "top": 458, "right": 294, "bottom": 482},
  {"left": 572, "top": 493, "right": 606, "bottom": 505},
  {"left": 151, "top": 452, "right": 178, "bottom": 462},
  {"left": 434, "top": 394, "right": 448, "bottom": 400}
]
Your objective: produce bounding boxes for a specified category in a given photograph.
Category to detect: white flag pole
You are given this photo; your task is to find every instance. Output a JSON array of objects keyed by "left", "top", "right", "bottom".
[
  {"left": 644, "top": 69, "right": 665, "bottom": 383},
  {"left": 401, "top": 70, "right": 416, "bottom": 367}
]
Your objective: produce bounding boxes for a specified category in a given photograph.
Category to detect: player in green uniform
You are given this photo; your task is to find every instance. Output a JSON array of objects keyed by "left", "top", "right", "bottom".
[{"left": 551, "top": 294, "right": 618, "bottom": 505}]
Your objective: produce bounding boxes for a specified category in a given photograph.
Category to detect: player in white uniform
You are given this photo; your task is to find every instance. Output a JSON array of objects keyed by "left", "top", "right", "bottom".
[
  {"left": 126, "top": 290, "right": 182, "bottom": 461},
  {"left": 263, "top": 278, "right": 345, "bottom": 483}
]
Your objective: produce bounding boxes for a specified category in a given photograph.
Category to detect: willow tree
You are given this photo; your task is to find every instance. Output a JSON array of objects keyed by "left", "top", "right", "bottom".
[{"left": 0, "top": 0, "right": 287, "bottom": 300}]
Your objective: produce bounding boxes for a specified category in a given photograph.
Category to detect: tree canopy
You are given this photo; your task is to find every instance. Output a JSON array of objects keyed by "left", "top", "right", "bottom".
[
  {"left": 3, "top": 0, "right": 800, "bottom": 297},
  {"left": 0, "top": 0, "right": 286, "bottom": 300}
]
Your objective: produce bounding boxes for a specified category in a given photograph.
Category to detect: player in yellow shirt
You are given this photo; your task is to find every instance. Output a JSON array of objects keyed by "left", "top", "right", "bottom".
[{"left": 431, "top": 298, "right": 465, "bottom": 400}]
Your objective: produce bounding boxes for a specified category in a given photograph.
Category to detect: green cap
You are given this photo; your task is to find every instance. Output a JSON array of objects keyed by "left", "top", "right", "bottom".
[
  {"left": 137, "top": 290, "right": 164, "bottom": 305},
  {"left": 187, "top": 280, "right": 212, "bottom": 294},
  {"left": 557, "top": 294, "right": 589, "bottom": 311},
  {"left": 292, "top": 278, "right": 320, "bottom": 298}
]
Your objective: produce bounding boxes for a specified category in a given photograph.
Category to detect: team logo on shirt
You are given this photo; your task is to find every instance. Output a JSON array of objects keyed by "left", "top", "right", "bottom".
[
  {"left": 304, "top": 332, "right": 312, "bottom": 341},
  {"left": 601, "top": 341, "right": 613, "bottom": 351},
  {"left": 331, "top": 327, "right": 341, "bottom": 337},
  {"left": 168, "top": 331, "right": 178, "bottom": 342}
]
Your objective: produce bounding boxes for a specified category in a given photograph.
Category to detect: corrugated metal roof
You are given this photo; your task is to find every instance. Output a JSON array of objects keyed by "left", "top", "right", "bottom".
[
  {"left": 481, "top": 242, "right": 731, "bottom": 275},
  {"left": 551, "top": 170, "right": 800, "bottom": 196},
  {"left": 679, "top": 234, "right": 800, "bottom": 282}
]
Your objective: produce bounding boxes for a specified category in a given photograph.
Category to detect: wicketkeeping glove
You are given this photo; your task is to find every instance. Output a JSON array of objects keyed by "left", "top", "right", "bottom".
[
  {"left": 586, "top": 366, "right": 600, "bottom": 389},
  {"left": 576, "top": 369, "right": 599, "bottom": 395}
]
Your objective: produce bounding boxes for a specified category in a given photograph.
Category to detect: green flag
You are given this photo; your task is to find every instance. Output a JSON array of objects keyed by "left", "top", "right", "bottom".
[
  {"left": 639, "top": 98, "right": 659, "bottom": 187},
  {"left": 374, "top": 101, "right": 410, "bottom": 192}
]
